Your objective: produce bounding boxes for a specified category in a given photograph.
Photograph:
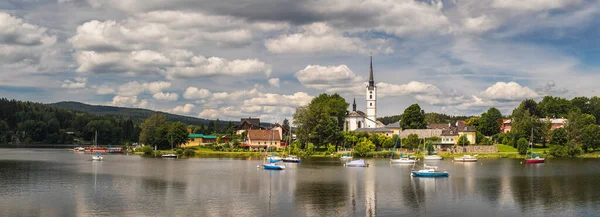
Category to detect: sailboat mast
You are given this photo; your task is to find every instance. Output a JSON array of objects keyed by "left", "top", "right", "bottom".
[{"left": 95, "top": 130, "right": 97, "bottom": 146}]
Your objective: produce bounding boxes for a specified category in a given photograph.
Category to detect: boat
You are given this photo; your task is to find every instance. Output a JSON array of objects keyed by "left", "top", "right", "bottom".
[
  {"left": 92, "top": 153, "right": 103, "bottom": 161},
  {"left": 263, "top": 163, "right": 285, "bottom": 170},
  {"left": 282, "top": 155, "right": 301, "bottom": 163},
  {"left": 525, "top": 128, "right": 545, "bottom": 164},
  {"left": 411, "top": 168, "right": 449, "bottom": 177},
  {"left": 424, "top": 155, "right": 442, "bottom": 160},
  {"left": 390, "top": 157, "right": 417, "bottom": 164},
  {"left": 454, "top": 155, "right": 477, "bottom": 162},
  {"left": 162, "top": 135, "right": 178, "bottom": 158},
  {"left": 340, "top": 154, "right": 353, "bottom": 161},
  {"left": 77, "top": 147, "right": 85, "bottom": 151},
  {"left": 345, "top": 159, "right": 368, "bottom": 167}
]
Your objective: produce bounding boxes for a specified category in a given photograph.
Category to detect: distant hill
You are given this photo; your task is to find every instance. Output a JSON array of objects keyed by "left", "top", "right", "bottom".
[{"left": 51, "top": 101, "right": 235, "bottom": 126}]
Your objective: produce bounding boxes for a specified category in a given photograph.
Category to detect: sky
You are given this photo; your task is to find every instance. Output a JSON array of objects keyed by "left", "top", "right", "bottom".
[{"left": 1, "top": 0, "right": 600, "bottom": 123}]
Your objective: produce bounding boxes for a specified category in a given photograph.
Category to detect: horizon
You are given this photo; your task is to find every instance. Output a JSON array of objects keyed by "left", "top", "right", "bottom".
[{"left": 2, "top": 0, "right": 600, "bottom": 123}]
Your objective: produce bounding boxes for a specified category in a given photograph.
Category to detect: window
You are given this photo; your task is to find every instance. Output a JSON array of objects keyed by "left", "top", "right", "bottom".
[
  {"left": 370, "top": 103, "right": 372, "bottom": 106},
  {"left": 370, "top": 91, "right": 372, "bottom": 94},
  {"left": 370, "top": 95, "right": 372, "bottom": 99}
]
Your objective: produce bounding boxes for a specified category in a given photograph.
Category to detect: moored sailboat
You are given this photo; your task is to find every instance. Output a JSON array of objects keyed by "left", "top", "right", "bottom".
[{"left": 525, "top": 128, "right": 545, "bottom": 164}]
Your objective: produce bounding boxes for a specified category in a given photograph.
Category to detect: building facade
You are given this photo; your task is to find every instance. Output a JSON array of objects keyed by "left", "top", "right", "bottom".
[{"left": 344, "top": 56, "right": 385, "bottom": 131}]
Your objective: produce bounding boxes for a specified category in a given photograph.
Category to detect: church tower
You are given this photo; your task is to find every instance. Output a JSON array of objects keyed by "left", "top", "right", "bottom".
[{"left": 365, "top": 55, "right": 377, "bottom": 128}]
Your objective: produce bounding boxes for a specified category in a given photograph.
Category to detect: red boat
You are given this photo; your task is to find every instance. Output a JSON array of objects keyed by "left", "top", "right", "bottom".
[{"left": 525, "top": 157, "right": 545, "bottom": 164}]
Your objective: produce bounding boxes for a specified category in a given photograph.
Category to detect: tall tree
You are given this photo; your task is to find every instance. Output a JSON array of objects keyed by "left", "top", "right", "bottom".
[
  {"left": 292, "top": 93, "right": 349, "bottom": 149},
  {"left": 139, "top": 113, "right": 170, "bottom": 149},
  {"left": 538, "top": 96, "right": 572, "bottom": 118},
  {"left": 400, "top": 104, "right": 426, "bottom": 129},
  {"left": 478, "top": 107, "right": 503, "bottom": 136},
  {"left": 168, "top": 121, "right": 189, "bottom": 148},
  {"left": 571, "top": 97, "right": 591, "bottom": 114},
  {"left": 282, "top": 118, "right": 290, "bottom": 136},
  {"left": 582, "top": 124, "right": 600, "bottom": 152}
]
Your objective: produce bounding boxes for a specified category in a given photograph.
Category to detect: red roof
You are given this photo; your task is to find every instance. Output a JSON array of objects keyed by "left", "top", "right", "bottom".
[{"left": 247, "top": 130, "right": 281, "bottom": 141}]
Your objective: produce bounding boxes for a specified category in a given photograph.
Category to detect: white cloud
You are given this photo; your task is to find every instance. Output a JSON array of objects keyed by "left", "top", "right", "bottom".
[
  {"left": 111, "top": 95, "right": 148, "bottom": 108},
  {"left": 117, "top": 81, "right": 171, "bottom": 96},
  {"left": 212, "top": 88, "right": 261, "bottom": 101},
  {"left": 492, "top": 0, "right": 580, "bottom": 11},
  {"left": 170, "top": 103, "right": 195, "bottom": 114},
  {"left": 481, "top": 82, "right": 538, "bottom": 101},
  {"left": 152, "top": 92, "right": 179, "bottom": 101},
  {"left": 198, "top": 108, "right": 219, "bottom": 119},
  {"left": 164, "top": 56, "right": 272, "bottom": 79},
  {"left": 95, "top": 85, "right": 115, "bottom": 95},
  {"left": 295, "top": 64, "right": 363, "bottom": 94},
  {"left": 268, "top": 78, "right": 280, "bottom": 88},
  {"left": 183, "top": 87, "right": 212, "bottom": 99},
  {"left": 377, "top": 81, "right": 441, "bottom": 97},
  {"left": 265, "top": 22, "right": 393, "bottom": 54},
  {"left": 61, "top": 77, "right": 87, "bottom": 89},
  {"left": 243, "top": 92, "right": 313, "bottom": 107}
]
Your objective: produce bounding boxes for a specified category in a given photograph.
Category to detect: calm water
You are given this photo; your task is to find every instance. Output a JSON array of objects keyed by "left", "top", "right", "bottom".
[{"left": 1, "top": 149, "right": 600, "bottom": 217}]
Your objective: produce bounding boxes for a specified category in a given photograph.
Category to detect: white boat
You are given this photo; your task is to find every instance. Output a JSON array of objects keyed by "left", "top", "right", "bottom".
[
  {"left": 454, "top": 155, "right": 477, "bottom": 162},
  {"left": 282, "top": 155, "right": 300, "bottom": 163},
  {"left": 340, "top": 155, "right": 353, "bottom": 161},
  {"left": 424, "top": 155, "right": 442, "bottom": 160},
  {"left": 92, "top": 153, "right": 103, "bottom": 161},
  {"left": 391, "top": 157, "right": 417, "bottom": 164},
  {"left": 162, "top": 153, "right": 177, "bottom": 158},
  {"left": 77, "top": 147, "right": 85, "bottom": 151},
  {"left": 345, "top": 159, "right": 368, "bottom": 167}
]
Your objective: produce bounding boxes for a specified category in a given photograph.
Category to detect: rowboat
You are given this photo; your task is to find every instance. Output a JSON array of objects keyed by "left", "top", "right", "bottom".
[
  {"left": 282, "top": 156, "right": 301, "bottom": 163},
  {"left": 263, "top": 163, "right": 285, "bottom": 170},
  {"left": 454, "top": 155, "right": 477, "bottom": 162},
  {"left": 345, "top": 159, "right": 368, "bottom": 167}
]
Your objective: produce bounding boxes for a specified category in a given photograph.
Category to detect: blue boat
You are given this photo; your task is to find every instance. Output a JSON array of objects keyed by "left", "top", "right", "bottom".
[
  {"left": 269, "top": 158, "right": 282, "bottom": 163},
  {"left": 263, "top": 163, "right": 285, "bottom": 170},
  {"left": 411, "top": 169, "right": 449, "bottom": 177}
]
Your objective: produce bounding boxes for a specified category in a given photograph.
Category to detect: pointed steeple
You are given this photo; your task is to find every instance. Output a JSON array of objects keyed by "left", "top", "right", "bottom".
[
  {"left": 368, "top": 54, "right": 374, "bottom": 87},
  {"left": 352, "top": 97, "right": 356, "bottom": 111}
]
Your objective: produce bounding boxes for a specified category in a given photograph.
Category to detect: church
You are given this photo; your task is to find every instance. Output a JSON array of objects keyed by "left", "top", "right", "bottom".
[{"left": 344, "top": 56, "right": 386, "bottom": 132}]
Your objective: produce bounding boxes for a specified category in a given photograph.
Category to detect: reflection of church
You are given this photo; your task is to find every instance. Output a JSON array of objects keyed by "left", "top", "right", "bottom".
[{"left": 344, "top": 56, "right": 385, "bottom": 131}]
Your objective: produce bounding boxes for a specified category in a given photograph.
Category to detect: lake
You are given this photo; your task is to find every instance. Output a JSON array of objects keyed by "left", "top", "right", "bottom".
[{"left": 1, "top": 149, "right": 600, "bottom": 217}]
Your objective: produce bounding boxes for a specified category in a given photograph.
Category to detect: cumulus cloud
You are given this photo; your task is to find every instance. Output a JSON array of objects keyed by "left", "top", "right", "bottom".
[
  {"left": 377, "top": 81, "right": 441, "bottom": 97},
  {"left": 111, "top": 95, "right": 148, "bottom": 108},
  {"left": 95, "top": 85, "right": 115, "bottom": 95},
  {"left": 492, "top": 0, "right": 580, "bottom": 11},
  {"left": 61, "top": 77, "right": 88, "bottom": 89},
  {"left": 482, "top": 82, "right": 538, "bottom": 101},
  {"left": 212, "top": 88, "right": 262, "bottom": 101},
  {"left": 152, "top": 92, "right": 179, "bottom": 101},
  {"left": 183, "top": 87, "right": 212, "bottom": 99},
  {"left": 117, "top": 81, "right": 171, "bottom": 96},
  {"left": 295, "top": 64, "right": 364, "bottom": 94},
  {"left": 170, "top": 103, "right": 195, "bottom": 114},
  {"left": 265, "top": 22, "right": 393, "bottom": 54},
  {"left": 164, "top": 56, "right": 272, "bottom": 79},
  {"left": 268, "top": 78, "right": 280, "bottom": 88},
  {"left": 243, "top": 92, "right": 313, "bottom": 107}
]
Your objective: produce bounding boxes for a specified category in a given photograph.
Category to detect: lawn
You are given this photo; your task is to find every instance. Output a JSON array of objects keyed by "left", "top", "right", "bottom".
[{"left": 496, "top": 144, "right": 517, "bottom": 152}]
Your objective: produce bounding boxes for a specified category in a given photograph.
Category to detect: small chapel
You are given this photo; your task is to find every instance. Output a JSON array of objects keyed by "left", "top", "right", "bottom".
[{"left": 344, "top": 56, "right": 386, "bottom": 132}]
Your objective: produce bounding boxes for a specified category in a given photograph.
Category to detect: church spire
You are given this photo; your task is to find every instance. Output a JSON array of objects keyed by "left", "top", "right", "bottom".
[
  {"left": 368, "top": 54, "right": 374, "bottom": 87},
  {"left": 352, "top": 97, "right": 356, "bottom": 111}
]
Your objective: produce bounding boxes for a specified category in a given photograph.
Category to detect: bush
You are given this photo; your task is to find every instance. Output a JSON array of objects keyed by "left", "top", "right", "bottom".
[
  {"left": 517, "top": 138, "right": 529, "bottom": 155},
  {"left": 176, "top": 149, "right": 184, "bottom": 156},
  {"left": 457, "top": 135, "right": 470, "bottom": 146},
  {"left": 549, "top": 141, "right": 583, "bottom": 158},
  {"left": 183, "top": 149, "right": 195, "bottom": 157},
  {"left": 139, "top": 145, "right": 154, "bottom": 155},
  {"left": 354, "top": 138, "right": 375, "bottom": 157},
  {"left": 480, "top": 137, "right": 493, "bottom": 145},
  {"left": 502, "top": 137, "right": 509, "bottom": 145}
]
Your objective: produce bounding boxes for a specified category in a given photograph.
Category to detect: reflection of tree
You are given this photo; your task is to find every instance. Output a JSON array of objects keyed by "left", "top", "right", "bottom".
[{"left": 294, "top": 182, "right": 348, "bottom": 215}]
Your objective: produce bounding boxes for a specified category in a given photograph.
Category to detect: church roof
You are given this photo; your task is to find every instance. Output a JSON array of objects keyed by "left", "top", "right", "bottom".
[
  {"left": 355, "top": 127, "right": 393, "bottom": 133},
  {"left": 385, "top": 121, "right": 401, "bottom": 129},
  {"left": 348, "top": 110, "right": 367, "bottom": 117}
]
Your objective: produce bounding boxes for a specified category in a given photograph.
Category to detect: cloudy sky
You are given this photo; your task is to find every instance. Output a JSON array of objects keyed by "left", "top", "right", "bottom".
[{"left": 1, "top": 0, "right": 599, "bottom": 123}]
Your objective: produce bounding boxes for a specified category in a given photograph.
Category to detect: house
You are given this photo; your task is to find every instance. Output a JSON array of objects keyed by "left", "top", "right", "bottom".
[
  {"left": 181, "top": 134, "right": 219, "bottom": 147},
  {"left": 235, "top": 117, "right": 265, "bottom": 135},
  {"left": 243, "top": 130, "right": 282, "bottom": 150},
  {"left": 384, "top": 121, "right": 401, "bottom": 135},
  {"left": 400, "top": 129, "right": 443, "bottom": 139},
  {"left": 203, "top": 135, "right": 217, "bottom": 143},
  {"left": 456, "top": 121, "right": 477, "bottom": 145},
  {"left": 438, "top": 129, "right": 458, "bottom": 149},
  {"left": 501, "top": 118, "right": 567, "bottom": 133},
  {"left": 354, "top": 127, "right": 394, "bottom": 137}
]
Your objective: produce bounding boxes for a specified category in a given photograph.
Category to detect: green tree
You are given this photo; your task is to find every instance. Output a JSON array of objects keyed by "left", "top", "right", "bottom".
[
  {"left": 403, "top": 134, "right": 420, "bottom": 150},
  {"left": 465, "top": 117, "right": 479, "bottom": 127},
  {"left": 581, "top": 124, "right": 600, "bottom": 152},
  {"left": 283, "top": 118, "right": 290, "bottom": 136},
  {"left": 538, "top": 96, "right": 572, "bottom": 118},
  {"left": 550, "top": 128, "right": 568, "bottom": 146},
  {"left": 457, "top": 134, "right": 470, "bottom": 146},
  {"left": 400, "top": 104, "right": 426, "bottom": 129},
  {"left": 354, "top": 137, "right": 375, "bottom": 157},
  {"left": 168, "top": 121, "right": 189, "bottom": 148},
  {"left": 139, "top": 113, "right": 170, "bottom": 149},
  {"left": 565, "top": 109, "right": 596, "bottom": 143},
  {"left": 517, "top": 138, "right": 528, "bottom": 155},
  {"left": 571, "top": 96, "right": 591, "bottom": 114},
  {"left": 292, "top": 93, "right": 349, "bottom": 149},
  {"left": 424, "top": 113, "right": 442, "bottom": 124},
  {"left": 425, "top": 140, "right": 434, "bottom": 155},
  {"left": 478, "top": 108, "right": 502, "bottom": 136}
]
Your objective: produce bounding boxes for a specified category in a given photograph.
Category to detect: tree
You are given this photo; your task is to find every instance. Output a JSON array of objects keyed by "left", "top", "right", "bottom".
[
  {"left": 465, "top": 117, "right": 479, "bottom": 127},
  {"left": 538, "top": 96, "right": 572, "bottom": 118},
  {"left": 571, "top": 97, "right": 591, "bottom": 114},
  {"left": 517, "top": 138, "right": 528, "bottom": 155},
  {"left": 425, "top": 140, "right": 434, "bottom": 155},
  {"left": 400, "top": 104, "right": 426, "bottom": 129},
  {"left": 403, "top": 134, "right": 420, "bottom": 150},
  {"left": 550, "top": 141, "right": 582, "bottom": 158},
  {"left": 582, "top": 124, "right": 600, "bottom": 152},
  {"left": 457, "top": 135, "right": 470, "bottom": 146},
  {"left": 292, "top": 93, "right": 349, "bottom": 149},
  {"left": 168, "top": 122, "right": 189, "bottom": 148},
  {"left": 550, "top": 128, "right": 568, "bottom": 146},
  {"left": 478, "top": 108, "right": 502, "bottom": 136},
  {"left": 282, "top": 118, "right": 290, "bottom": 136},
  {"left": 354, "top": 137, "right": 375, "bottom": 157},
  {"left": 565, "top": 109, "right": 596, "bottom": 143},
  {"left": 139, "top": 113, "right": 170, "bottom": 149},
  {"left": 0, "top": 120, "right": 8, "bottom": 143}
]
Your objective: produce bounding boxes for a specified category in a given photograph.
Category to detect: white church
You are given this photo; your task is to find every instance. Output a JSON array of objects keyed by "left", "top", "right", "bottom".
[{"left": 344, "top": 56, "right": 387, "bottom": 132}]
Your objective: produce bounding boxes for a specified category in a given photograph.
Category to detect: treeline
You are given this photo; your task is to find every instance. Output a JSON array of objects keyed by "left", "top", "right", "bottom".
[
  {"left": 378, "top": 113, "right": 469, "bottom": 125},
  {"left": 0, "top": 98, "right": 138, "bottom": 145}
]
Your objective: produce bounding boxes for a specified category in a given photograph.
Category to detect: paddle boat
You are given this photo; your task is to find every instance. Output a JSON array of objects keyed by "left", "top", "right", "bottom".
[
  {"left": 92, "top": 153, "right": 103, "bottom": 161},
  {"left": 345, "top": 159, "right": 368, "bottom": 167},
  {"left": 263, "top": 163, "right": 285, "bottom": 170},
  {"left": 282, "top": 155, "right": 301, "bottom": 163},
  {"left": 454, "top": 155, "right": 477, "bottom": 162}
]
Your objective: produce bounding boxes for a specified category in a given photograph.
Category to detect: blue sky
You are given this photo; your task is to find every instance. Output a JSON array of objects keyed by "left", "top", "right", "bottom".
[{"left": 1, "top": 0, "right": 600, "bottom": 123}]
